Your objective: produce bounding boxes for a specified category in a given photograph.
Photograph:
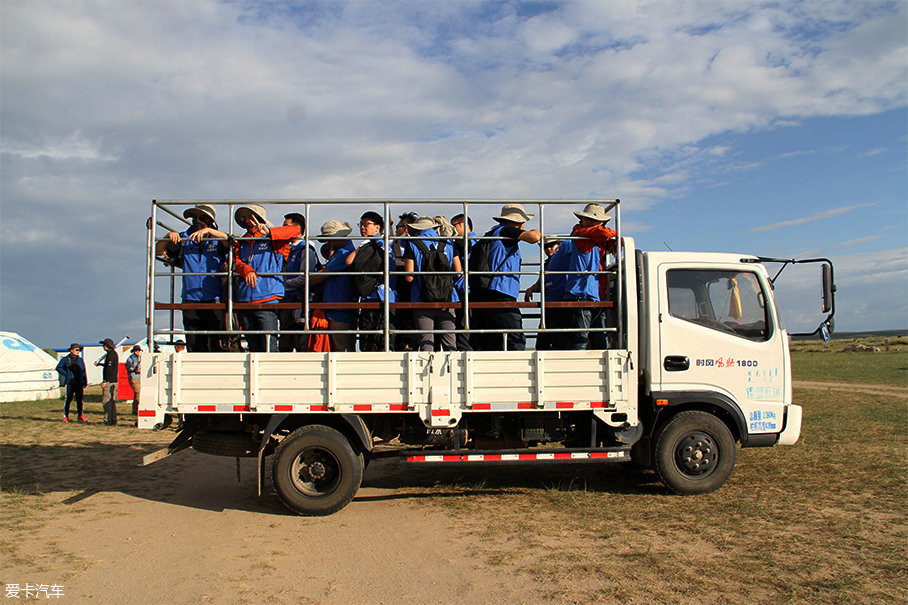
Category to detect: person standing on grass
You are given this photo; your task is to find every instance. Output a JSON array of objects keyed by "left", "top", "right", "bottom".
[
  {"left": 96, "top": 338, "right": 119, "bottom": 425},
  {"left": 125, "top": 345, "right": 142, "bottom": 415},
  {"left": 56, "top": 343, "right": 88, "bottom": 423}
]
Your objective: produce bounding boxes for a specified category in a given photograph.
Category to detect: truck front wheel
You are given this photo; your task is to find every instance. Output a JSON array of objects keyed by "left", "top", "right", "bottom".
[
  {"left": 272, "top": 425, "right": 364, "bottom": 516},
  {"left": 654, "top": 411, "right": 735, "bottom": 494}
]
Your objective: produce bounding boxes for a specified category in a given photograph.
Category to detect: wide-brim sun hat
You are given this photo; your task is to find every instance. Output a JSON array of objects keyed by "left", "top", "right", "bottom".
[
  {"left": 318, "top": 219, "right": 353, "bottom": 241},
  {"left": 68, "top": 343, "right": 82, "bottom": 351},
  {"left": 99, "top": 338, "right": 114, "bottom": 348},
  {"left": 235, "top": 204, "right": 273, "bottom": 228},
  {"left": 494, "top": 204, "right": 534, "bottom": 223},
  {"left": 131, "top": 345, "right": 142, "bottom": 352},
  {"left": 183, "top": 204, "right": 217, "bottom": 224},
  {"left": 573, "top": 203, "right": 611, "bottom": 223},
  {"left": 408, "top": 216, "right": 439, "bottom": 231}
]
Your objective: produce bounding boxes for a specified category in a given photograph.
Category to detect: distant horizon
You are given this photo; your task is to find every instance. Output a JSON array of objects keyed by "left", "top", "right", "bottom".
[{"left": 28, "top": 328, "right": 908, "bottom": 352}]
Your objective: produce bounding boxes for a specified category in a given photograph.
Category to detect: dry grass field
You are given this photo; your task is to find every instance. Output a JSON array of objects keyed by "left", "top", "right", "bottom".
[{"left": 1, "top": 339, "right": 905, "bottom": 604}]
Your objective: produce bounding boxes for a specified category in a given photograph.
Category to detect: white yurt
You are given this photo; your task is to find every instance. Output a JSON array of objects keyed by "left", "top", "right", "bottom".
[{"left": 0, "top": 332, "right": 60, "bottom": 403}]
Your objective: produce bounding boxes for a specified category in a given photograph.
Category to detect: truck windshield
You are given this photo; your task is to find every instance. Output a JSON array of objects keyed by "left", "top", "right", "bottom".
[{"left": 667, "top": 270, "right": 770, "bottom": 341}]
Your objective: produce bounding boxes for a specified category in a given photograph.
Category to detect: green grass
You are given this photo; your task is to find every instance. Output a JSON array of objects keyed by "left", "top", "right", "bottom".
[{"left": 790, "top": 337, "right": 908, "bottom": 386}]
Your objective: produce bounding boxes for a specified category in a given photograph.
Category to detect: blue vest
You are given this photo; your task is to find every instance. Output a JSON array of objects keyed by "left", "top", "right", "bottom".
[
  {"left": 236, "top": 236, "right": 284, "bottom": 302},
  {"left": 543, "top": 246, "right": 569, "bottom": 302},
  {"left": 486, "top": 224, "right": 521, "bottom": 299},
  {"left": 323, "top": 240, "right": 357, "bottom": 323},
  {"left": 454, "top": 231, "right": 474, "bottom": 296},
  {"left": 180, "top": 228, "right": 225, "bottom": 301},
  {"left": 561, "top": 240, "right": 600, "bottom": 301}
]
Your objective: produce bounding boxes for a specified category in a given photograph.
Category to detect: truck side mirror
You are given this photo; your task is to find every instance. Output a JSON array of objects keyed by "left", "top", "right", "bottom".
[{"left": 821, "top": 263, "right": 835, "bottom": 314}]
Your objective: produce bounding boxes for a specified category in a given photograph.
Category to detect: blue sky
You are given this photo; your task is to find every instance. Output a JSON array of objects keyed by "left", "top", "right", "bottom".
[{"left": 1, "top": 0, "right": 906, "bottom": 347}]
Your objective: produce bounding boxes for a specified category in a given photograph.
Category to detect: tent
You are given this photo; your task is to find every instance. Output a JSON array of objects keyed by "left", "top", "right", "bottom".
[{"left": 0, "top": 332, "right": 60, "bottom": 403}]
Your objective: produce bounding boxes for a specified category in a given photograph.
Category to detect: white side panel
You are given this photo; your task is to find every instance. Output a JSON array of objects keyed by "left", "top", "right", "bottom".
[{"left": 146, "top": 350, "right": 632, "bottom": 419}]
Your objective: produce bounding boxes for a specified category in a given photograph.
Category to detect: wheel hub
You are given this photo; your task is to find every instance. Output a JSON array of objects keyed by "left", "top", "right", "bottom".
[
  {"left": 308, "top": 461, "right": 327, "bottom": 480},
  {"left": 676, "top": 432, "right": 717, "bottom": 476}
]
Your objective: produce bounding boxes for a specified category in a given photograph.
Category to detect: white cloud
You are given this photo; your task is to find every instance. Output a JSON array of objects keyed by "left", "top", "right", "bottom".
[
  {"left": 1, "top": 131, "right": 116, "bottom": 162},
  {"left": 859, "top": 147, "right": 889, "bottom": 157},
  {"left": 745, "top": 203, "right": 876, "bottom": 234}
]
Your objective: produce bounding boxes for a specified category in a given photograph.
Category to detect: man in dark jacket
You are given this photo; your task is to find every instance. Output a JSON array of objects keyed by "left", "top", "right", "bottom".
[
  {"left": 56, "top": 343, "right": 88, "bottom": 423},
  {"left": 96, "top": 338, "right": 119, "bottom": 425}
]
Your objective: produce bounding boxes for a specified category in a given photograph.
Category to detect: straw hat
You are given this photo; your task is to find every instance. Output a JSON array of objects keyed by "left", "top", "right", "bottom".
[
  {"left": 494, "top": 204, "right": 534, "bottom": 223},
  {"left": 183, "top": 204, "right": 217, "bottom": 224},
  {"left": 318, "top": 219, "right": 353, "bottom": 241},
  {"left": 235, "top": 204, "right": 272, "bottom": 228},
  {"left": 573, "top": 203, "right": 611, "bottom": 223}
]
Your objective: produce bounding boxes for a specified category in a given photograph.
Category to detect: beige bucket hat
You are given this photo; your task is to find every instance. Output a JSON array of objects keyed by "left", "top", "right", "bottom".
[
  {"left": 235, "top": 204, "right": 272, "bottom": 228},
  {"left": 183, "top": 204, "right": 217, "bottom": 224},
  {"left": 318, "top": 219, "right": 353, "bottom": 241},
  {"left": 573, "top": 203, "right": 611, "bottom": 223},
  {"left": 494, "top": 203, "right": 534, "bottom": 223},
  {"left": 408, "top": 216, "right": 439, "bottom": 231}
]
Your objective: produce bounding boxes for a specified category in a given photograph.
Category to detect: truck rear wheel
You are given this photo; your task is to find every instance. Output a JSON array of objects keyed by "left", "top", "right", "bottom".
[
  {"left": 272, "top": 425, "right": 363, "bottom": 516},
  {"left": 654, "top": 411, "right": 735, "bottom": 494}
]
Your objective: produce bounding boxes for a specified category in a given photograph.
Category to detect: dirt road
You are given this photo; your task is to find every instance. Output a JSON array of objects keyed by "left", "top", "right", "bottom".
[{"left": 4, "top": 440, "right": 550, "bottom": 604}]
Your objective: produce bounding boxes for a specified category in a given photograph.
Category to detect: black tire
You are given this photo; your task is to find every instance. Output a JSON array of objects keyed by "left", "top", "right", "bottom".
[
  {"left": 653, "top": 411, "right": 736, "bottom": 494},
  {"left": 192, "top": 431, "right": 259, "bottom": 458},
  {"left": 272, "top": 425, "right": 363, "bottom": 516}
]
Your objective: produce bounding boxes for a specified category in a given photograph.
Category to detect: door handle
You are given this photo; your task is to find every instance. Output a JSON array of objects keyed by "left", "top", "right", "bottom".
[{"left": 664, "top": 356, "right": 690, "bottom": 372}]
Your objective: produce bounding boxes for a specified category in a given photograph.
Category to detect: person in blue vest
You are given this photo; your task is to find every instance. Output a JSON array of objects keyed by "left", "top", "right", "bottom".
[
  {"left": 403, "top": 216, "right": 461, "bottom": 351},
  {"left": 308, "top": 220, "right": 357, "bottom": 352},
  {"left": 232, "top": 205, "right": 301, "bottom": 352},
  {"left": 279, "top": 212, "right": 322, "bottom": 352},
  {"left": 547, "top": 203, "right": 616, "bottom": 349},
  {"left": 125, "top": 345, "right": 142, "bottom": 415},
  {"left": 470, "top": 204, "right": 541, "bottom": 351},
  {"left": 158, "top": 204, "right": 227, "bottom": 352},
  {"left": 344, "top": 211, "right": 396, "bottom": 352},
  {"left": 55, "top": 343, "right": 87, "bottom": 423},
  {"left": 194, "top": 205, "right": 301, "bottom": 352},
  {"left": 450, "top": 213, "right": 474, "bottom": 351}
]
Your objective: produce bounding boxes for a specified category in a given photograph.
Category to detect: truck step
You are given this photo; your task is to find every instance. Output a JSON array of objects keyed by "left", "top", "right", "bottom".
[{"left": 401, "top": 446, "right": 631, "bottom": 464}]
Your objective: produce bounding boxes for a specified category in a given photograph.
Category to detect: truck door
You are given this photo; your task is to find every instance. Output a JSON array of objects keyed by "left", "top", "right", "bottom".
[{"left": 656, "top": 265, "right": 788, "bottom": 436}]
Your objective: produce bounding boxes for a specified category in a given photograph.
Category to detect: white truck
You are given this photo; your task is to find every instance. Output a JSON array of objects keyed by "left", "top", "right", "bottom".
[{"left": 140, "top": 199, "right": 836, "bottom": 515}]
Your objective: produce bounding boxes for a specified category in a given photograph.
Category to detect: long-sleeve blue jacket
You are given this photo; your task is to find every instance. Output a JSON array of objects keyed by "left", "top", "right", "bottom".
[{"left": 56, "top": 354, "right": 87, "bottom": 387}]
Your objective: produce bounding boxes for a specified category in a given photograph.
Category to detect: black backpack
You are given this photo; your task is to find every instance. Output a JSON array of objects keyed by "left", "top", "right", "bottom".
[
  {"left": 468, "top": 228, "right": 517, "bottom": 291},
  {"left": 412, "top": 239, "right": 453, "bottom": 302},
  {"left": 351, "top": 240, "right": 384, "bottom": 298}
]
